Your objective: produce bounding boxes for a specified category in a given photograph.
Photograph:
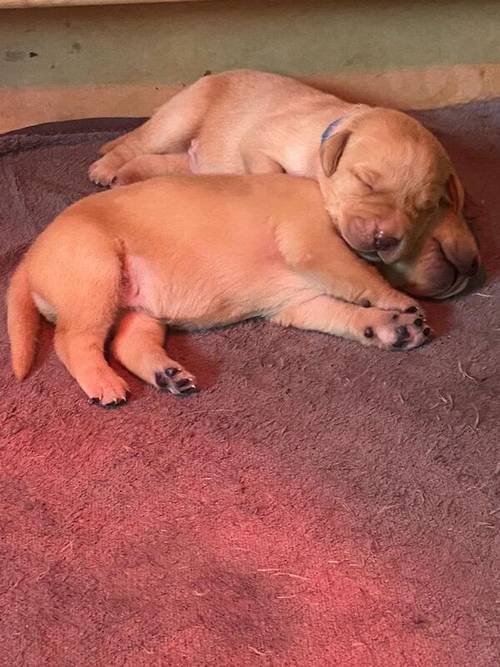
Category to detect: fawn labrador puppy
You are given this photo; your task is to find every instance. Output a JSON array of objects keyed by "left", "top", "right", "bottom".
[
  {"left": 8, "top": 174, "right": 431, "bottom": 407},
  {"left": 89, "top": 69, "right": 480, "bottom": 288}
]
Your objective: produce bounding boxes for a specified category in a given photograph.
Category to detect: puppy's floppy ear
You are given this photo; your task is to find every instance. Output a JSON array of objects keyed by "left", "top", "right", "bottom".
[
  {"left": 445, "top": 171, "right": 465, "bottom": 214},
  {"left": 320, "top": 130, "right": 351, "bottom": 177},
  {"left": 433, "top": 209, "right": 479, "bottom": 276}
]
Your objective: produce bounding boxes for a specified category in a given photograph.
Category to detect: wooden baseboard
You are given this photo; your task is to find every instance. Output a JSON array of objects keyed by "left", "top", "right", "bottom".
[
  {"left": 0, "top": 0, "right": 204, "bottom": 7},
  {"left": 2, "top": 64, "right": 500, "bottom": 134}
]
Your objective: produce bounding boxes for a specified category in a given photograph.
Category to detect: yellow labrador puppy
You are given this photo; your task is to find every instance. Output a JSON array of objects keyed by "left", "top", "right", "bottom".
[
  {"left": 8, "top": 174, "right": 431, "bottom": 408},
  {"left": 89, "top": 69, "right": 480, "bottom": 281}
]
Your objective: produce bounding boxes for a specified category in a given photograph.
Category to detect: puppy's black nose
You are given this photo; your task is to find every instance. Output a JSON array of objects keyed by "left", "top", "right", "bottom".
[
  {"left": 465, "top": 257, "right": 480, "bottom": 277},
  {"left": 374, "top": 233, "right": 399, "bottom": 251}
]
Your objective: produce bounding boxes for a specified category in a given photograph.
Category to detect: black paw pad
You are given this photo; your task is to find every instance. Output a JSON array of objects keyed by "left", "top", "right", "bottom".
[
  {"left": 423, "top": 327, "right": 431, "bottom": 337},
  {"left": 396, "top": 325, "right": 409, "bottom": 337},
  {"left": 364, "top": 327, "right": 374, "bottom": 338},
  {"left": 414, "top": 318, "right": 423, "bottom": 328},
  {"left": 155, "top": 369, "right": 198, "bottom": 397},
  {"left": 393, "top": 325, "right": 410, "bottom": 349}
]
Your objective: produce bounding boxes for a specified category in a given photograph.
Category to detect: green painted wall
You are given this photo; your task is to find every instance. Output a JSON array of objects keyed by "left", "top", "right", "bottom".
[{"left": 1, "top": 0, "right": 500, "bottom": 89}]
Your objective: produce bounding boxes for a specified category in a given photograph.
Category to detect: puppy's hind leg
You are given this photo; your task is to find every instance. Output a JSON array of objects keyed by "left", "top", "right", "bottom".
[
  {"left": 55, "top": 323, "right": 129, "bottom": 408},
  {"left": 111, "top": 311, "right": 197, "bottom": 396},
  {"left": 50, "top": 241, "right": 129, "bottom": 407},
  {"left": 89, "top": 80, "right": 213, "bottom": 186},
  {"left": 98, "top": 134, "right": 126, "bottom": 156},
  {"left": 270, "top": 296, "right": 431, "bottom": 351},
  {"left": 114, "top": 153, "right": 191, "bottom": 186}
]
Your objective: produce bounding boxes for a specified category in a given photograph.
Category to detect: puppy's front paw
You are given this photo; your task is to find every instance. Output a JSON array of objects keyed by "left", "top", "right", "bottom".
[
  {"left": 364, "top": 311, "right": 432, "bottom": 351},
  {"left": 362, "top": 292, "right": 422, "bottom": 317},
  {"left": 154, "top": 367, "right": 198, "bottom": 397}
]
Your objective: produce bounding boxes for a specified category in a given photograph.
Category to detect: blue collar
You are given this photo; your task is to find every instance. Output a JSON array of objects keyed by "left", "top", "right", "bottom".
[{"left": 320, "top": 117, "right": 345, "bottom": 144}]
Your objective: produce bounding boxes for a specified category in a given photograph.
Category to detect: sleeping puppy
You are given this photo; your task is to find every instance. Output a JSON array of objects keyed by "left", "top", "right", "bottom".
[
  {"left": 8, "top": 174, "right": 431, "bottom": 408},
  {"left": 89, "top": 69, "right": 480, "bottom": 287}
]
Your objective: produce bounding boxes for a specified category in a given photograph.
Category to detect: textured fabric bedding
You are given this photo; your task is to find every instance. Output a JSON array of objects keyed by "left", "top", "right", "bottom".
[{"left": 0, "top": 105, "right": 499, "bottom": 665}]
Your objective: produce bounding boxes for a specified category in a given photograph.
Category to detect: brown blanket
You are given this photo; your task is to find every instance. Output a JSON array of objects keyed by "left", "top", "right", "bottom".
[{"left": 0, "top": 107, "right": 499, "bottom": 665}]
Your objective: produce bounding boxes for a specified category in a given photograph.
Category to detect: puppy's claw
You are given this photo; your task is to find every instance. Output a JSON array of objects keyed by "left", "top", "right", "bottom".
[
  {"left": 88, "top": 396, "right": 127, "bottom": 409},
  {"left": 88, "top": 159, "right": 119, "bottom": 187}
]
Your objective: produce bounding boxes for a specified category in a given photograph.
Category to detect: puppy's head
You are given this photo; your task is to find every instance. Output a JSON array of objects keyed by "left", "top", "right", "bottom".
[
  {"left": 378, "top": 208, "right": 481, "bottom": 298},
  {"left": 318, "top": 107, "right": 465, "bottom": 264}
]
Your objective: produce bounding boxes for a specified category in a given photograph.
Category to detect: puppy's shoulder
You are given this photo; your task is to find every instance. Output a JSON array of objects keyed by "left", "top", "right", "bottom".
[{"left": 261, "top": 174, "right": 328, "bottom": 216}]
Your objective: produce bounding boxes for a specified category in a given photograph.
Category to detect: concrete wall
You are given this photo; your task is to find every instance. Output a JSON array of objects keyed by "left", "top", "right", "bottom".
[{"left": 2, "top": 0, "right": 500, "bottom": 131}]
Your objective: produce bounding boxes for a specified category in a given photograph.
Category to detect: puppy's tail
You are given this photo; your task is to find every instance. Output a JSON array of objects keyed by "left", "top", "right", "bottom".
[{"left": 7, "top": 261, "right": 40, "bottom": 380}]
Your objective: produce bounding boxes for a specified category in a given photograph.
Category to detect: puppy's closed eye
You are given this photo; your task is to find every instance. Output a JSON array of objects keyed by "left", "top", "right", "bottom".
[{"left": 352, "top": 171, "right": 375, "bottom": 192}]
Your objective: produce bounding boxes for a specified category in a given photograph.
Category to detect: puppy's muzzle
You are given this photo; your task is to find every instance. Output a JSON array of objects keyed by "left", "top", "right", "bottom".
[{"left": 340, "top": 210, "right": 409, "bottom": 263}]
